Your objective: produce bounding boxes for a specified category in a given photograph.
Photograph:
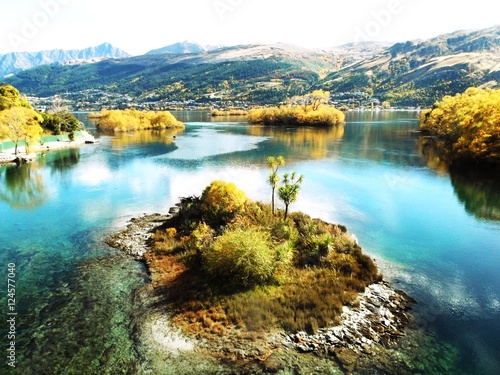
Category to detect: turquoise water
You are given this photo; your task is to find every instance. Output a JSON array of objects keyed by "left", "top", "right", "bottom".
[{"left": 1, "top": 111, "right": 499, "bottom": 374}]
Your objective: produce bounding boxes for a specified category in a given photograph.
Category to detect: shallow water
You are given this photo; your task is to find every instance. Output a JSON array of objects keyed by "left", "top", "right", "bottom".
[{"left": 1, "top": 111, "right": 499, "bottom": 374}]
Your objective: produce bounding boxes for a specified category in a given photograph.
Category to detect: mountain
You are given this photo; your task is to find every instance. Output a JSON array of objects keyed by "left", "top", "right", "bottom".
[
  {"left": 6, "top": 42, "right": 376, "bottom": 102},
  {"left": 0, "top": 43, "right": 130, "bottom": 78},
  {"left": 5, "top": 26, "right": 500, "bottom": 108},
  {"left": 146, "top": 41, "right": 208, "bottom": 55},
  {"left": 321, "top": 25, "right": 500, "bottom": 105}
]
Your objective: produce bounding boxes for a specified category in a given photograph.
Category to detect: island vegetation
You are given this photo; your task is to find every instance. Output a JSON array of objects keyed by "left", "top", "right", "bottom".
[
  {"left": 211, "top": 109, "right": 248, "bottom": 116},
  {"left": 248, "top": 90, "right": 345, "bottom": 126},
  {"left": 420, "top": 87, "right": 500, "bottom": 169},
  {"left": 143, "top": 160, "right": 380, "bottom": 340},
  {"left": 0, "top": 84, "right": 83, "bottom": 156},
  {"left": 94, "top": 108, "right": 185, "bottom": 132}
]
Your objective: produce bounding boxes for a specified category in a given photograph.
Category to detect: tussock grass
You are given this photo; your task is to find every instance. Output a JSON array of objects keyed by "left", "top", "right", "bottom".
[{"left": 147, "top": 184, "right": 380, "bottom": 338}]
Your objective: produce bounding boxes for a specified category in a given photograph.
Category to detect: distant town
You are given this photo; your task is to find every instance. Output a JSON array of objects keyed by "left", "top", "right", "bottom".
[{"left": 27, "top": 89, "right": 420, "bottom": 113}]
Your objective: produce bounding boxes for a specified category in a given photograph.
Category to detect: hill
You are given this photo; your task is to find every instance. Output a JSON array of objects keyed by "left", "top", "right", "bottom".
[
  {"left": 146, "top": 40, "right": 208, "bottom": 55},
  {"left": 322, "top": 26, "right": 500, "bottom": 106},
  {"left": 4, "top": 26, "right": 500, "bottom": 108},
  {"left": 0, "top": 43, "right": 130, "bottom": 78},
  {"left": 1, "top": 42, "right": 387, "bottom": 108}
]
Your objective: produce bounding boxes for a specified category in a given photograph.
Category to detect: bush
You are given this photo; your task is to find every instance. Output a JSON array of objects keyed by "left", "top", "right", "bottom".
[
  {"left": 203, "top": 227, "right": 276, "bottom": 289},
  {"left": 420, "top": 87, "right": 500, "bottom": 167},
  {"left": 200, "top": 180, "right": 247, "bottom": 226},
  {"left": 247, "top": 105, "right": 345, "bottom": 126},
  {"left": 96, "top": 109, "right": 184, "bottom": 132}
]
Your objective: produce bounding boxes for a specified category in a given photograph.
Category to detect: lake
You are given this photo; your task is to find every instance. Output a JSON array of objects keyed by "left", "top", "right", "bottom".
[{"left": 0, "top": 111, "right": 499, "bottom": 374}]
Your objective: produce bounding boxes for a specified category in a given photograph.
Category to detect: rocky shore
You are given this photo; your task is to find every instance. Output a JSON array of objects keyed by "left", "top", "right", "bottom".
[{"left": 107, "top": 212, "right": 416, "bottom": 374}]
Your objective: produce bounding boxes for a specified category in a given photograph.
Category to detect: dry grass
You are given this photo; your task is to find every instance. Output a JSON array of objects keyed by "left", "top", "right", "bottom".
[{"left": 147, "top": 197, "right": 381, "bottom": 339}]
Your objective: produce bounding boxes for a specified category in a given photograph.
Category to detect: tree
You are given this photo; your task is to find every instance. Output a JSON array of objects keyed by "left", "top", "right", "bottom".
[
  {"left": 267, "top": 156, "right": 285, "bottom": 215},
  {"left": 0, "top": 107, "right": 43, "bottom": 155},
  {"left": 298, "top": 90, "right": 331, "bottom": 111},
  {"left": 277, "top": 172, "right": 303, "bottom": 220},
  {"left": 0, "top": 84, "right": 32, "bottom": 111}
]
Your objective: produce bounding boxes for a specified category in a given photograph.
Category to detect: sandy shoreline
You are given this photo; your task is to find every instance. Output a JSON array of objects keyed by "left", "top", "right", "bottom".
[{"left": 0, "top": 131, "right": 96, "bottom": 164}]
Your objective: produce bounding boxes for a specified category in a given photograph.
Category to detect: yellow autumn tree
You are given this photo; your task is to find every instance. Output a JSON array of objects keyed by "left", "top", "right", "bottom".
[
  {"left": 96, "top": 109, "right": 184, "bottom": 132},
  {"left": 0, "top": 107, "right": 43, "bottom": 155},
  {"left": 420, "top": 87, "right": 500, "bottom": 167},
  {"left": 0, "top": 84, "right": 32, "bottom": 111},
  {"left": 200, "top": 180, "right": 248, "bottom": 225}
]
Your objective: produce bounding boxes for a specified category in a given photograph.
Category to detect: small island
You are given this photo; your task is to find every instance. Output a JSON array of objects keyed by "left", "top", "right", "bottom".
[
  {"left": 94, "top": 108, "right": 185, "bottom": 132},
  {"left": 248, "top": 90, "right": 345, "bottom": 126},
  {"left": 107, "top": 161, "right": 414, "bottom": 373}
]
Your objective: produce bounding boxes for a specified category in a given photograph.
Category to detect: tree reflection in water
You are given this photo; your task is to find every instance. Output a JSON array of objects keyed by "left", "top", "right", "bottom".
[
  {"left": 419, "top": 137, "right": 500, "bottom": 221},
  {"left": 0, "top": 162, "right": 48, "bottom": 209},
  {"left": 450, "top": 170, "right": 500, "bottom": 221}
]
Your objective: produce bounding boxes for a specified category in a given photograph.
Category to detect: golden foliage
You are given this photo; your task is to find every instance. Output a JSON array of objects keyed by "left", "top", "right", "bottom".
[
  {"left": 248, "top": 104, "right": 345, "bottom": 126},
  {"left": 96, "top": 109, "right": 184, "bottom": 132},
  {"left": 0, "top": 106, "right": 43, "bottom": 154},
  {"left": 420, "top": 87, "right": 500, "bottom": 166},
  {"left": 211, "top": 109, "right": 248, "bottom": 116},
  {"left": 200, "top": 180, "right": 248, "bottom": 225}
]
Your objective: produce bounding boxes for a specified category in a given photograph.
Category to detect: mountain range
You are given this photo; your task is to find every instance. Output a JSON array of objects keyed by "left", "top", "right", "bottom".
[
  {"left": 0, "top": 43, "right": 130, "bottom": 78},
  {"left": 3, "top": 26, "right": 500, "bottom": 107}
]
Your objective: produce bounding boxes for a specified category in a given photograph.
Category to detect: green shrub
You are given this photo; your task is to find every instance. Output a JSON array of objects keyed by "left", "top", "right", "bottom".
[{"left": 203, "top": 227, "right": 275, "bottom": 289}]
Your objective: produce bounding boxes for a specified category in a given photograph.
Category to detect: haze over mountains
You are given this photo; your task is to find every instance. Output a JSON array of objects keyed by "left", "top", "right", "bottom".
[
  {"left": 2, "top": 25, "right": 499, "bottom": 107},
  {"left": 0, "top": 43, "right": 130, "bottom": 78}
]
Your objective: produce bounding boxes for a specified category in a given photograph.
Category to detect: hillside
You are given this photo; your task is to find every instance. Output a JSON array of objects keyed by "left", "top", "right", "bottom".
[
  {"left": 5, "top": 43, "right": 381, "bottom": 107},
  {"left": 146, "top": 41, "right": 208, "bottom": 55},
  {"left": 322, "top": 26, "right": 500, "bottom": 106},
  {"left": 4, "top": 26, "right": 500, "bottom": 108},
  {"left": 0, "top": 43, "right": 130, "bottom": 78}
]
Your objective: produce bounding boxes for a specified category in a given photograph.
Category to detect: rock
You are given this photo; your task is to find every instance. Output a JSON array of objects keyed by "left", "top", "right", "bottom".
[
  {"left": 336, "top": 348, "right": 359, "bottom": 371},
  {"left": 105, "top": 213, "right": 169, "bottom": 260}
]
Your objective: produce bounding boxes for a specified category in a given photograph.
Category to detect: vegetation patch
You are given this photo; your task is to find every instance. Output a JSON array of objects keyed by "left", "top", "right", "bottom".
[
  {"left": 420, "top": 87, "right": 500, "bottom": 169},
  {"left": 211, "top": 109, "right": 248, "bottom": 116},
  {"left": 146, "top": 179, "right": 380, "bottom": 340},
  {"left": 1, "top": 84, "right": 84, "bottom": 155},
  {"left": 248, "top": 90, "right": 345, "bottom": 126},
  {"left": 95, "top": 108, "right": 184, "bottom": 132}
]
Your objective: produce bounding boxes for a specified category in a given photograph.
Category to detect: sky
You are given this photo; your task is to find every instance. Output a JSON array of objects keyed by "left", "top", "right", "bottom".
[{"left": 0, "top": 0, "right": 498, "bottom": 56}]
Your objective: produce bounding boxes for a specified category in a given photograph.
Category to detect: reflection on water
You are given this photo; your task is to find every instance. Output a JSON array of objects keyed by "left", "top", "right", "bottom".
[
  {"left": 418, "top": 136, "right": 449, "bottom": 174},
  {"left": 450, "top": 170, "right": 500, "bottom": 221},
  {"left": 46, "top": 147, "right": 81, "bottom": 174},
  {"left": 0, "top": 162, "right": 48, "bottom": 209},
  {"left": 110, "top": 128, "right": 185, "bottom": 149},
  {"left": 419, "top": 137, "right": 500, "bottom": 221},
  {"left": 1, "top": 111, "right": 499, "bottom": 374},
  {"left": 247, "top": 125, "right": 344, "bottom": 158}
]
